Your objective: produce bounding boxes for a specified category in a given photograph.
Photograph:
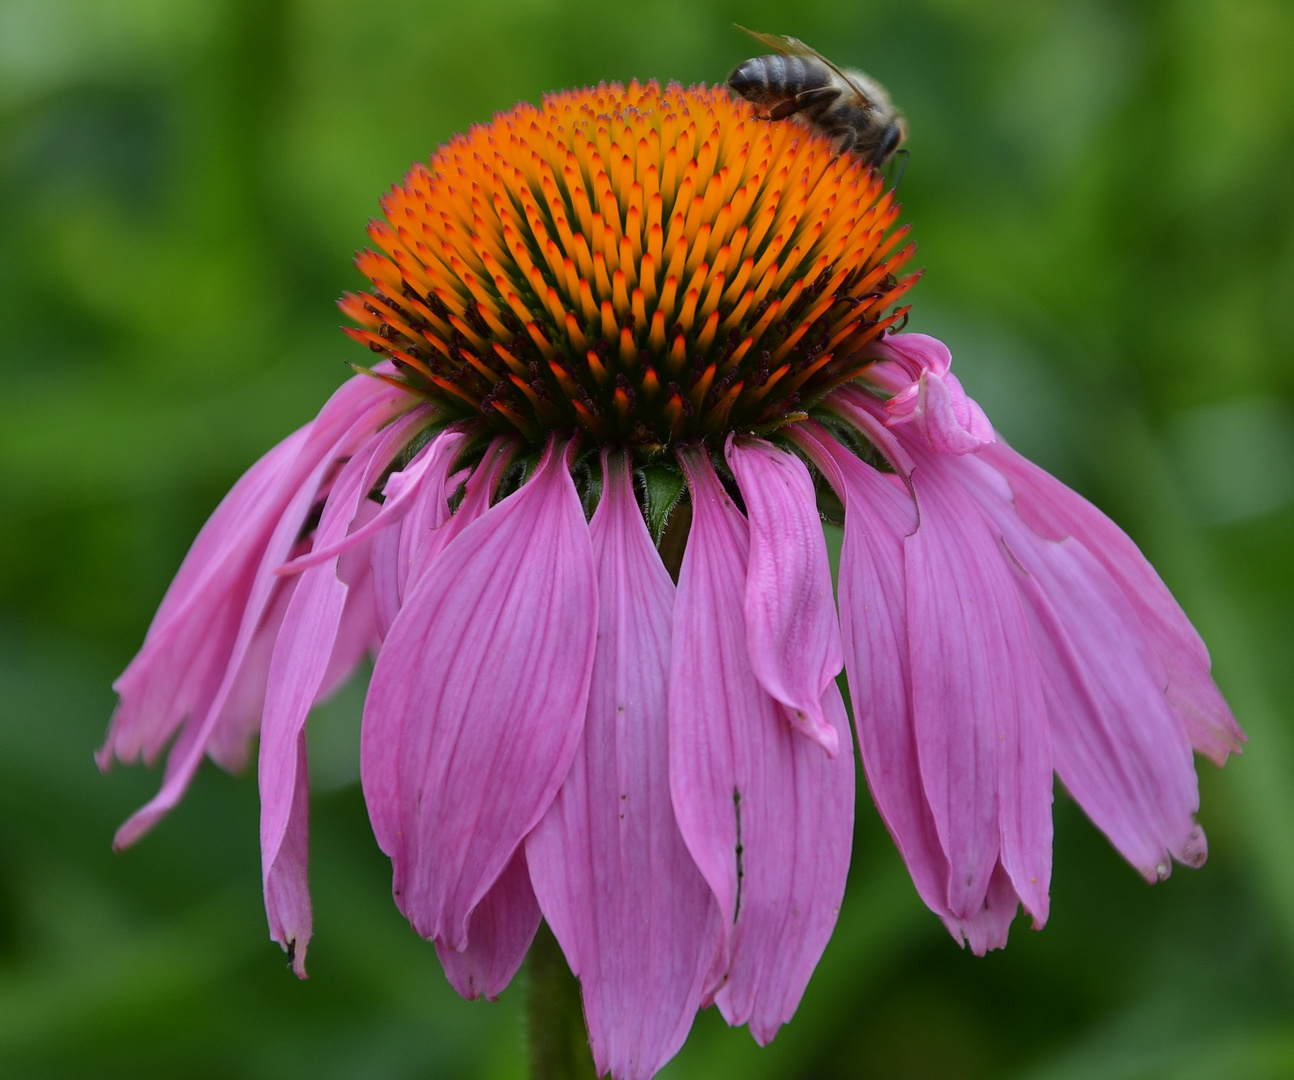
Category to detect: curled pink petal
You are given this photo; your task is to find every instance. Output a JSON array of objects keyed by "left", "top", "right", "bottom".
[
  {"left": 436, "top": 846, "right": 542, "bottom": 1001},
  {"left": 980, "top": 439, "right": 1243, "bottom": 765},
  {"left": 866, "top": 332, "right": 954, "bottom": 386},
  {"left": 867, "top": 334, "right": 994, "bottom": 454},
  {"left": 726, "top": 436, "right": 843, "bottom": 756},
  {"left": 889, "top": 367, "right": 995, "bottom": 454},
  {"left": 527, "top": 450, "right": 720, "bottom": 1080},
  {"left": 671, "top": 446, "right": 854, "bottom": 1046},
  {"left": 362, "top": 437, "right": 596, "bottom": 949}
]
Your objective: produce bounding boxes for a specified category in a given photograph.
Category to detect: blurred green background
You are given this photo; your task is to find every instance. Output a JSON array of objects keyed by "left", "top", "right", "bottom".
[{"left": 2, "top": 0, "right": 1293, "bottom": 1076}]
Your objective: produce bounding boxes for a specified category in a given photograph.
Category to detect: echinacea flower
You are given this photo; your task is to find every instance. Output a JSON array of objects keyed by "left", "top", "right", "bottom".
[{"left": 101, "top": 81, "right": 1242, "bottom": 1079}]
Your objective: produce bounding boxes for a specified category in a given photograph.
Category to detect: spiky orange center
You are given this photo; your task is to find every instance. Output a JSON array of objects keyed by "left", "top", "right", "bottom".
[{"left": 342, "top": 81, "right": 917, "bottom": 449}]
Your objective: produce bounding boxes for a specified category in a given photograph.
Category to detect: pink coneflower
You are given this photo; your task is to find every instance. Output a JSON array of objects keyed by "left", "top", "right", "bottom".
[{"left": 100, "top": 81, "right": 1242, "bottom": 1079}]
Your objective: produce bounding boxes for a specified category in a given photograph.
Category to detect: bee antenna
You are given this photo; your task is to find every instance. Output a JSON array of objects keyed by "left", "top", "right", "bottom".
[{"left": 888, "top": 148, "right": 910, "bottom": 191}]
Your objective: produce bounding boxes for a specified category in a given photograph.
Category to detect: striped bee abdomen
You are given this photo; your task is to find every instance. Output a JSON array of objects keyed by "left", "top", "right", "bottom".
[
  {"left": 726, "top": 30, "right": 909, "bottom": 169},
  {"left": 727, "top": 54, "right": 830, "bottom": 107}
]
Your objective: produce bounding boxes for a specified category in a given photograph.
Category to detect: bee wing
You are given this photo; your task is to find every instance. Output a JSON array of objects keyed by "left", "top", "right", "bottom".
[
  {"left": 734, "top": 25, "right": 813, "bottom": 56},
  {"left": 733, "top": 25, "right": 878, "bottom": 109}
]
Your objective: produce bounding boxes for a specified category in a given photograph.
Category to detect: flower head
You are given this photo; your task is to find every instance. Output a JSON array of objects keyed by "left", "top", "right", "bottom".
[
  {"left": 339, "top": 81, "right": 916, "bottom": 449},
  {"left": 101, "top": 80, "right": 1242, "bottom": 1079}
]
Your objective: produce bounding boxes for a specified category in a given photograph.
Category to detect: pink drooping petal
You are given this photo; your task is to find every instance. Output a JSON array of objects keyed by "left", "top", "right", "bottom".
[
  {"left": 140, "top": 426, "right": 312, "bottom": 638},
  {"left": 362, "top": 428, "right": 471, "bottom": 640},
  {"left": 362, "top": 437, "right": 597, "bottom": 949},
  {"left": 827, "top": 384, "right": 916, "bottom": 479},
  {"left": 102, "top": 427, "right": 310, "bottom": 770},
  {"left": 980, "top": 439, "right": 1243, "bottom": 765},
  {"left": 369, "top": 523, "right": 403, "bottom": 643},
  {"left": 202, "top": 574, "right": 298, "bottom": 773},
  {"left": 317, "top": 506, "right": 382, "bottom": 703},
  {"left": 902, "top": 444, "right": 1052, "bottom": 925},
  {"left": 259, "top": 423, "right": 401, "bottom": 974},
  {"left": 403, "top": 437, "right": 512, "bottom": 592},
  {"left": 718, "top": 683, "right": 853, "bottom": 1045},
  {"left": 725, "top": 436, "right": 844, "bottom": 756},
  {"left": 670, "top": 447, "right": 854, "bottom": 1047},
  {"left": 105, "top": 369, "right": 406, "bottom": 768},
  {"left": 371, "top": 436, "right": 512, "bottom": 646},
  {"left": 959, "top": 455, "right": 1206, "bottom": 880},
  {"left": 102, "top": 372, "right": 403, "bottom": 778},
  {"left": 232, "top": 539, "right": 380, "bottom": 976},
  {"left": 436, "top": 846, "right": 542, "bottom": 1001},
  {"left": 210, "top": 536, "right": 372, "bottom": 776},
  {"left": 790, "top": 423, "right": 951, "bottom": 921},
  {"left": 110, "top": 386, "right": 407, "bottom": 850},
  {"left": 527, "top": 451, "right": 720, "bottom": 1080},
  {"left": 865, "top": 333, "right": 994, "bottom": 454},
  {"left": 276, "top": 408, "right": 449, "bottom": 574},
  {"left": 362, "top": 437, "right": 516, "bottom": 854},
  {"left": 111, "top": 358, "right": 392, "bottom": 707},
  {"left": 942, "top": 860, "right": 1020, "bottom": 956},
  {"left": 262, "top": 732, "right": 312, "bottom": 978}
]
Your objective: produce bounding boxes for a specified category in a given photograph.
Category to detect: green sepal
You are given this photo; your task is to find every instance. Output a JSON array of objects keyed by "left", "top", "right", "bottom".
[
  {"left": 639, "top": 463, "right": 687, "bottom": 544},
  {"left": 571, "top": 448, "right": 603, "bottom": 522}
]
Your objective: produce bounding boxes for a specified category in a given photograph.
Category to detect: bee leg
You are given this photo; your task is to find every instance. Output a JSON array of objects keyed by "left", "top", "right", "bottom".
[
  {"left": 767, "top": 99, "right": 802, "bottom": 121},
  {"left": 887, "top": 148, "right": 911, "bottom": 190},
  {"left": 796, "top": 86, "right": 842, "bottom": 110},
  {"left": 768, "top": 85, "right": 842, "bottom": 121},
  {"left": 834, "top": 127, "right": 857, "bottom": 157}
]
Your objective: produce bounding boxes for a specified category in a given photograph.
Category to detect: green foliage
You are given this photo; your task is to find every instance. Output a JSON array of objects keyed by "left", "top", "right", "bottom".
[{"left": 2, "top": 0, "right": 1293, "bottom": 1076}]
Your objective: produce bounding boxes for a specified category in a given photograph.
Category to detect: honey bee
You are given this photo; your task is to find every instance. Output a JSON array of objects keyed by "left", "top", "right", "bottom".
[{"left": 727, "top": 26, "right": 908, "bottom": 170}]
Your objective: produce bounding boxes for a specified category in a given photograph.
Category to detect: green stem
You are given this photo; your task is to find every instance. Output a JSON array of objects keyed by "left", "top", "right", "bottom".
[{"left": 527, "top": 921, "right": 597, "bottom": 1080}]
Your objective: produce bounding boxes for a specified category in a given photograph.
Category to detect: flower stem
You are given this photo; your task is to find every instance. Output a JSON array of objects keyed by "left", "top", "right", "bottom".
[{"left": 527, "top": 921, "right": 597, "bottom": 1080}]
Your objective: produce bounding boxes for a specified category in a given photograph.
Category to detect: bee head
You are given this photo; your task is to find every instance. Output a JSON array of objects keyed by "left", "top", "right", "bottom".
[{"left": 873, "top": 117, "right": 908, "bottom": 168}]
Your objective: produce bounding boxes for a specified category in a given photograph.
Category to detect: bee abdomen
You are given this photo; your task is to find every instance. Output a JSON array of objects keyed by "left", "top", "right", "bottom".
[{"left": 728, "top": 54, "right": 830, "bottom": 104}]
